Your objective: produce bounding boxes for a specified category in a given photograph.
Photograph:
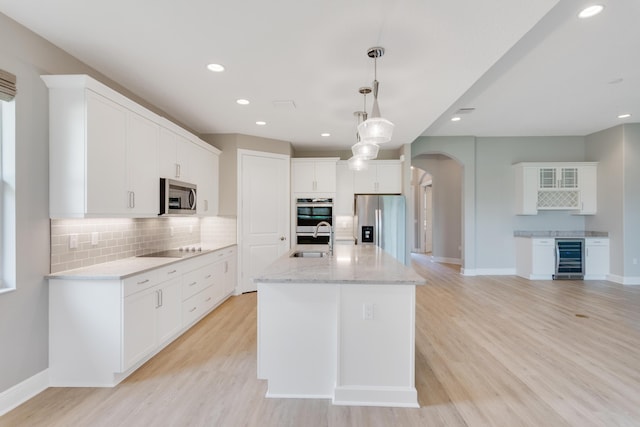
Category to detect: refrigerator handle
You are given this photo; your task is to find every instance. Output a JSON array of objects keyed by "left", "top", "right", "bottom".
[{"left": 376, "top": 208, "right": 381, "bottom": 246}]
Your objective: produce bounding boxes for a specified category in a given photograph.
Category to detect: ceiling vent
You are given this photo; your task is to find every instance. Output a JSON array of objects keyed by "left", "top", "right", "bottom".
[
  {"left": 454, "top": 108, "right": 476, "bottom": 115},
  {"left": 272, "top": 100, "right": 297, "bottom": 110}
]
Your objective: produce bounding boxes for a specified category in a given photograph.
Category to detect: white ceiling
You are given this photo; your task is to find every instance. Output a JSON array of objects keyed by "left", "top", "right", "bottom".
[{"left": 2, "top": 0, "right": 636, "bottom": 149}]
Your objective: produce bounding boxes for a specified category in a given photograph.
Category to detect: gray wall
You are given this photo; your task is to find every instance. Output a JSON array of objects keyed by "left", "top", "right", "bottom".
[
  {"left": 203, "top": 133, "right": 292, "bottom": 216},
  {"left": 412, "top": 136, "right": 476, "bottom": 272},
  {"left": 623, "top": 125, "right": 640, "bottom": 278},
  {"left": 412, "top": 135, "right": 589, "bottom": 272},
  {"left": 476, "top": 136, "right": 586, "bottom": 269},
  {"left": 0, "top": 12, "right": 203, "bottom": 394},
  {"left": 293, "top": 148, "right": 402, "bottom": 160},
  {"left": 585, "top": 126, "right": 625, "bottom": 277},
  {"left": 585, "top": 124, "right": 640, "bottom": 280},
  {"left": 412, "top": 155, "right": 462, "bottom": 262}
]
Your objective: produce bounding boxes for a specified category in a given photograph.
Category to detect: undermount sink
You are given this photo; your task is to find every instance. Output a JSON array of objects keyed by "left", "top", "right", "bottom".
[{"left": 290, "top": 251, "right": 328, "bottom": 258}]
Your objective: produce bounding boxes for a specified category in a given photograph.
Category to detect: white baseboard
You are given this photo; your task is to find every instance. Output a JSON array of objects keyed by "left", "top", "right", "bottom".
[
  {"left": 0, "top": 369, "right": 49, "bottom": 416},
  {"left": 431, "top": 256, "right": 461, "bottom": 265},
  {"left": 608, "top": 274, "right": 640, "bottom": 285},
  {"left": 333, "top": 385, "right": 419, "bottom": 408},
  {"left": 473, "top": 268, "right": 517, "bottom": 276}
]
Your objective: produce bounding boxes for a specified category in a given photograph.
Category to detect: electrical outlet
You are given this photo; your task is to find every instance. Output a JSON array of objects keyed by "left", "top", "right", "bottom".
[
  {"left": 91, "top": 232, "right": 99, "bottom": 246},
  {"left": 189, "top": 225, "right": 193, "bottom": 234},
  {"left": 634, "top": 258, "right": 638, "bottom": 265},
  {"left": 69, "top": 234, "right": 78, "bottom": 249},
  {"left": 170, "top": 227, "right": 174, "bottom": 237},
  {"left": 363, "top": 303, "right": 374, "bottom": 320}
]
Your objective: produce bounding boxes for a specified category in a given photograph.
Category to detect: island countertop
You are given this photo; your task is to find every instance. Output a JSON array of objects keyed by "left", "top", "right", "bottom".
[{"left": 254, "top": 244, "right": 425, "bottom": 285}]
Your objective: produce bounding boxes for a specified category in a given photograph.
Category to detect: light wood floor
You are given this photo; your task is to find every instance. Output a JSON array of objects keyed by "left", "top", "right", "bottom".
[{"left": 3, "top": 255, "right": 640, "bottom": 426}]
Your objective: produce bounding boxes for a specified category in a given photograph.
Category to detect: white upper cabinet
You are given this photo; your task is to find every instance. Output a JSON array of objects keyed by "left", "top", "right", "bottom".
[
  {"left": 353, "top": 160, "right": 402, "bottom": 194},
  {"left": 194, "top": 144, "right": 219, "bottom": 216},
  {"left": 513, "top": 162, "right": 597, "bottom": 215},
  {"left": 43, "top": 74, "right": 219, "bottom": 218},
  {"left": 335, "top": 161, "right": 355, "bottom": 215},
  {"left": 291, "top": 158, "right": 338, "bottom": 194},
  {"left": 126, "top": 111, "right": 159, "bottom": 216}
]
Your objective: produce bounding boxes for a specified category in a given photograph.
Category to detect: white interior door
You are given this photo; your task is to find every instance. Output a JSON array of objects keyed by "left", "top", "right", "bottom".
[
  {"left": 238, "top": 150, "right": 290, "bottom": 293},
  {"left": 424, "top": 185, "right": 433, "bottom": 254}
]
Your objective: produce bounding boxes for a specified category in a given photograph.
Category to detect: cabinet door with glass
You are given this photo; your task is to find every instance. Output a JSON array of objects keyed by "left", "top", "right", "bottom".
[{"left": 538, "top": 167, "right": 579, "bottom": 189}]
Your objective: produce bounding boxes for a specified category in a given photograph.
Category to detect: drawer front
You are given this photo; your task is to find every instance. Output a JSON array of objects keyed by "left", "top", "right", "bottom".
[
  {"left": 532, "top": 239, "right": 554, "bottom": 246},
  {"left": 123, "top": 271, "right": 159, "bottom": 297},
  {"left": 586, "top": 238, "right": 609, "bottom": 246},
  {"left": 155, "top": 263, "right": 183, "bottom": 282},
  {"left": 182, "top": 268, "right": 205, "bottom": 300},
  {"left": 182, "top": 290, "right": 209, "bottom": 327}
]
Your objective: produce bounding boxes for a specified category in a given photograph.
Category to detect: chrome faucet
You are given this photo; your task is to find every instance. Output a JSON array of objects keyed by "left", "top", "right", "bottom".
[{"left": 313, "top": 221, "right": 333, "bottom": 255}]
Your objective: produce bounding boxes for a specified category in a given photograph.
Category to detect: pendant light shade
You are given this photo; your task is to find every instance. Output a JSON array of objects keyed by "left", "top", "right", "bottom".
[
  {"left": 358, "top": 47, "right": 394, "bottom": 144},
  {"left": 357, "top": 116, "right": 394, "bottom": 144},
  {"left": 351, "top": 141, "right": 379, "bottom": 159},
  {"left": 348, "top": 155, "right": 369, "bottom": 171}
]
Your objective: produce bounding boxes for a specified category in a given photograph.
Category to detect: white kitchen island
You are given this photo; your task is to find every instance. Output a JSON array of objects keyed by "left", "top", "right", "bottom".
[{"left": 254, "top": 244, "right": 425, "bottom": 408}]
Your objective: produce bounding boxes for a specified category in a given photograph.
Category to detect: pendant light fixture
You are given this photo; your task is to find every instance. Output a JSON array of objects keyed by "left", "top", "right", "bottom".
[
  {"left": 348, "top": 155, "right": 369, "bottom": 171},
  {"left": 351, "top": 87, "right": 379, "bottom": 160},
  {"left": 357, "top": 47, "right": 394, "bottom": 144}
]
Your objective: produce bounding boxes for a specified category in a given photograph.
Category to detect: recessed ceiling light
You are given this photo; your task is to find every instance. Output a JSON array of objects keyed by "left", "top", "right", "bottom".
[
  {"left": 451, "top": 117, "right": 461, "bottom": 122},
  {"left": 578, "top": 5, "right": 604, "bottom": 18},
  {"left": 236, "top": 99, "right": 250, "bottom": 105},
  {"left": 618, "top": 113, "right": 632, "bottom": 119},
  {"left": 256, "top": 121, "right": 266, "bottom": 126},
  {"left": 206, "top": 63, "right": 225, "bottom": 72},
  {"left": 321, "top": 133, "right": 331, "bottom": 137}
]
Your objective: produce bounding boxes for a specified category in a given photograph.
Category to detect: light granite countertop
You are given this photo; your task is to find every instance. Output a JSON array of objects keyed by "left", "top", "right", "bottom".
[
  {"left": 254, "top": 244, "right": 426, "bottom": 285},
  {"left": 514, "top": 230, "right": 608, "bottom": 238},
  {"left": 47, "top": 244, "right": 236, "bottom": 280}
]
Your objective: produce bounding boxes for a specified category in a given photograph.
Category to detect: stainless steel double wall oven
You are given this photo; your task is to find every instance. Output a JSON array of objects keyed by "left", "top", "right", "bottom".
[{"left": 295, "top": 198, "right": 333, "bottom": 244}]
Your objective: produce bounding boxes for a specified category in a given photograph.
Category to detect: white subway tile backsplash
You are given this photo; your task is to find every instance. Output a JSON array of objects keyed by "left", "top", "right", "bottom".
[{"left": 50, "top": 216, "right": 238, "bottom": 273}]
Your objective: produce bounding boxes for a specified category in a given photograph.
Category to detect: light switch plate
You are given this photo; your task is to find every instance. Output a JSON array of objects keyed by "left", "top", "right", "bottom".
[{"left": 69, "top": 234, "right": 78, "bottom": 249}]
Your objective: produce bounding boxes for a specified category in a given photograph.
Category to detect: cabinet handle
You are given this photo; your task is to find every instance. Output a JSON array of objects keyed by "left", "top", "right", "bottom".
[
  {"left": 159, "top": 289, "right": 163, "bottom": 307},
  {"left": 188, "top": 281, "right": 197, "bottom": 287},
  {"left": 137, "top": 279, "right": 150, "bottom": 285},
  {"left": 205, "top": 297, "right": 212, "bottom": 302},
  {"left": 205, "top": 274, "right": 212, "bottom": 279},
  {"left": 167, "top": 269, "right": 177, "bottom": 274},
  {"left": 176, "top": 163, "right": 181, "bottom": 178},
  {"left": 224, "top": 261, "right": 228, "bottom": 273},
  {"left": 155, "top": 290, "right": 161, "bottom": 308},
  {"left": 204, "top": 199, "right": 209, "bottom": 212},
  {"left": 188, "top": 306, "right": 197, "bottom": 313}
]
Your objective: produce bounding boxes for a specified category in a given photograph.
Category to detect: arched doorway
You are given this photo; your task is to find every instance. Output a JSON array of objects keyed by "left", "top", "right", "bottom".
[{"left": 411, "top": 154, "right": 463, "bottom": 269}]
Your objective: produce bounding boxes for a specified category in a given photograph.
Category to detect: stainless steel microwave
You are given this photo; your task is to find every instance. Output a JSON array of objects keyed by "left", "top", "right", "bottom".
[{"left": 159, "top": 178, "right": 197, "bottom": 215}]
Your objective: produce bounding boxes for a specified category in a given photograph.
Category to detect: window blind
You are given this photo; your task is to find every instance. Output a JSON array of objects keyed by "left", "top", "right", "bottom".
[{"left": 0, "top": 69, "right": 17, "bottom": 102}]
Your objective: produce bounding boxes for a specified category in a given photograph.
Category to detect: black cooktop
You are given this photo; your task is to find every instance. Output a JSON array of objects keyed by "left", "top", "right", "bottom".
[{"left": 137, "top": 249, "right": 195, "bottom": 258}]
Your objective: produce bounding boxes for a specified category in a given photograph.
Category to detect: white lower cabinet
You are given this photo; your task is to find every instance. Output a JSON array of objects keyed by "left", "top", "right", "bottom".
[
  {"left": 123, "top": 277, "right": 181, "bottom": 370},
  {"left": 49, "top": 245, "right": 237, "bottom": 387},
  {"left": 515, "top": 237, "right": 555, "bottom": 280},
  {"left": 585, "top": 238, "right": 609, "bottom": 280}
]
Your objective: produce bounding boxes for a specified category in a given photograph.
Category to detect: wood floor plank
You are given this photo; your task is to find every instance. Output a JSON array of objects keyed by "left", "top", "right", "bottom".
[{"left": 2, "top": 255, "right": 640, "bottom": 426}]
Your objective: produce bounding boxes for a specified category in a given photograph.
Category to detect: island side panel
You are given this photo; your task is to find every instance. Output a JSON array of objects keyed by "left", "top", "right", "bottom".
[
  {"left": 257, "top": 282, "right": 338, "bottom": 398},
  {"left": 334, "top": 284, "right": 418, "bottom": 407}
]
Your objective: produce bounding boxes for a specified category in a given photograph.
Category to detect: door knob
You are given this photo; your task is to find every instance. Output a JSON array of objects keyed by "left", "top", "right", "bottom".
[{"left": 280, "top": 236, "right": 286, "bottom": 241}]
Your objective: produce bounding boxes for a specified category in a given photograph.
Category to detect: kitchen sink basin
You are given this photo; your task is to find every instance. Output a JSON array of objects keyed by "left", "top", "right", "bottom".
[{"left": 290, "top": 251, "right": 328, "bottom": 258}]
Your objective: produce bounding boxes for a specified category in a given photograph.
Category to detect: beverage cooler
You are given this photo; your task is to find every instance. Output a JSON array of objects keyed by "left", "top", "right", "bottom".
[{"left": 553, "top": 238, "right": 584, "bottom": 280}]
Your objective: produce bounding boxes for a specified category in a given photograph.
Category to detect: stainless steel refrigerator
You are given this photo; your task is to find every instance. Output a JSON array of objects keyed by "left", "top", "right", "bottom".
[{"left": 354, "top": 194, "right": 406, "bottom": 263}]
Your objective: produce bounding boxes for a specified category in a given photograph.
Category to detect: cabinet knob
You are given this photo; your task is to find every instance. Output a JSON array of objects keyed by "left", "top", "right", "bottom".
[{"left": 280, "top": 236, "right": 286, "bottom": 241}]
